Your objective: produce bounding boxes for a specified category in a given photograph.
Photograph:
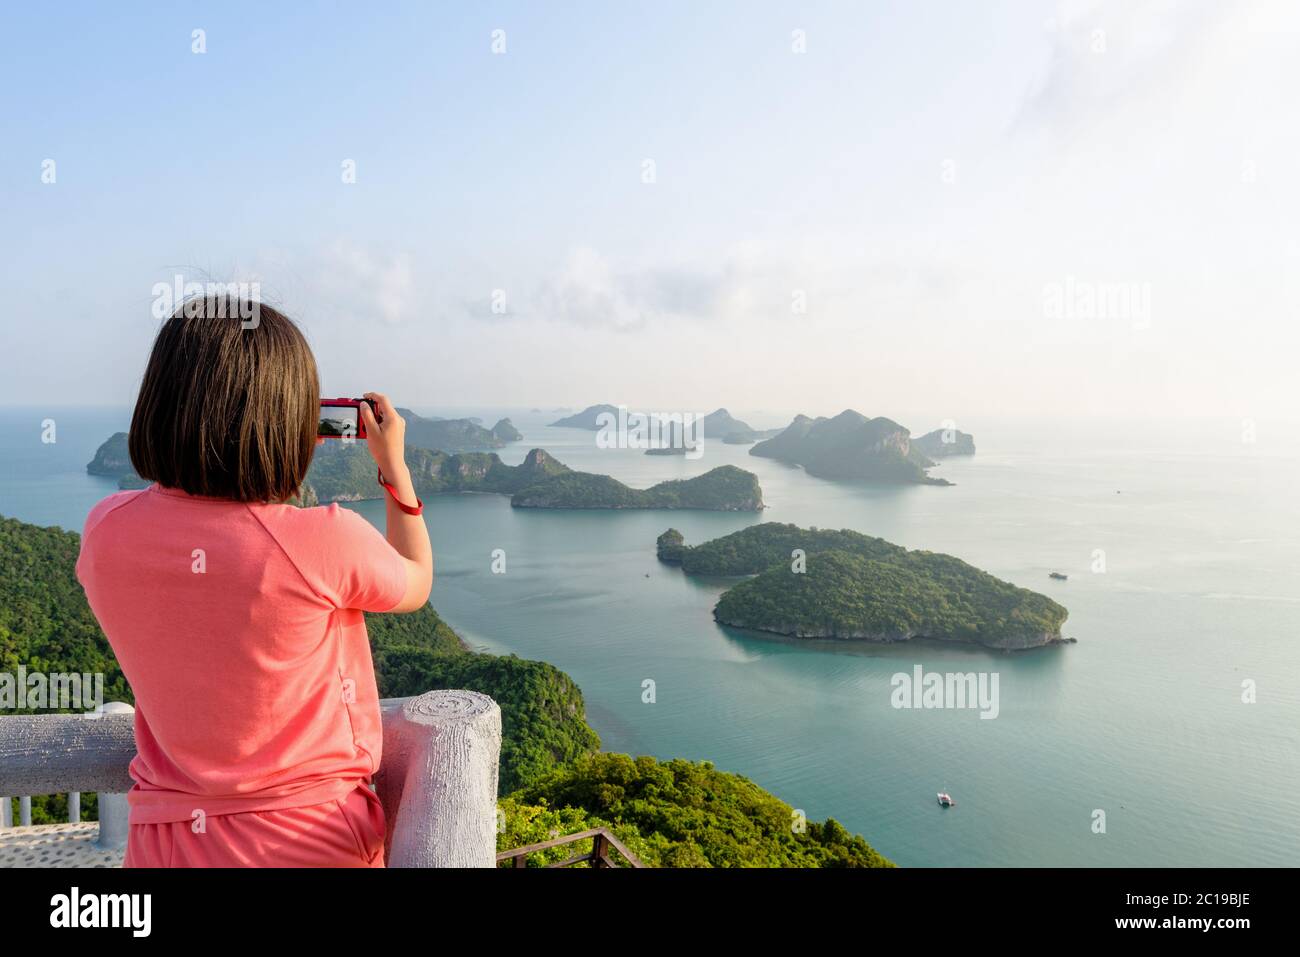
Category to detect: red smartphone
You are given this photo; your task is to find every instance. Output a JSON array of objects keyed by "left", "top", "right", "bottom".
[{"left": 318, "top": 397, "right": 378, "bottom": 439}]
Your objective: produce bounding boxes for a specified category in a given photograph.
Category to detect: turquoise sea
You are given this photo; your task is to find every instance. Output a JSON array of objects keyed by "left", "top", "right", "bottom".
[{"left": 3, "top": 406, "right": 1297, "bottom": 867}]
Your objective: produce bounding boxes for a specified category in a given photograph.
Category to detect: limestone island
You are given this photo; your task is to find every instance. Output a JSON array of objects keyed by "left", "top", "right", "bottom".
[
  {"left": 749, "top": 410, "right": 951, "bottom": 485},
  {"left": 642, "top": 409, "right": 770, "bottom": 454},
  {"left": 912, "top": 428, "right": 976, "bottom": 457},
  {"left": 551, "top": 404, "right": 779, "bottom": 449},
  {"left": 548, "top": 404, "right": 620, "bottom": 429},
  {"left": 398, "top": 408, "right": 521, "bottom": 452},
  {"left": 657, "top": 523, "right": 1071, "bottom": 650},
  {"left": 512, "top": 464, "right": 763, "bottom": 511}
]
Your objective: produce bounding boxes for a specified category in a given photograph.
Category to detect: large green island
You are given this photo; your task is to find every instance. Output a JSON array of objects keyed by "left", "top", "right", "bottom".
[{"left": 658, "top": 523, "right": 1070, "bottom": 650}]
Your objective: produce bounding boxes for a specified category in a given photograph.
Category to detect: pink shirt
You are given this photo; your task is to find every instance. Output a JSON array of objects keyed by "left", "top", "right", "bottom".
[{"left": 76, "top": 485, "right": 408, "bottom": 824}]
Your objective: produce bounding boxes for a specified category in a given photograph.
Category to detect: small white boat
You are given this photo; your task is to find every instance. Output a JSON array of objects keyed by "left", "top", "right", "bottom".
[{"left": 937, "top": 792, "right": 956, "bottom": 807}]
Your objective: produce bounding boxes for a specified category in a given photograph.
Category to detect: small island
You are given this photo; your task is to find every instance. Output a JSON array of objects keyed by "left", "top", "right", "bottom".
[
  {"left": 912, "top": 428, "right": 976, "bottom": 458},
  {"left": 513, "top": 464, "right": 763, "bottom": 511},
  {"left": 698, "top": 408, "right": 774, "bottom": 445},
  {"left": 750, "top": 410, "right": 950, "bottom": 485},
  {"left": 398, "top": 408, "right": 521, "bottom": 452},
  {"left": 643, "top": 409, "right": 761, "bottom": 454},
  {"left": 659, "top": 523, "right": 1070, "bottom": 650},
  {"left": 549, "top": 404, "right": 621, "bottom": 429},
  {"left": 552, "top": 404, "right": 778, "bottom": 449},
  {"left": 490, "top": 418, "right": 523, "bottom": 442},
  {"left": 85, "top": 432, "right": 134, "bottom": 479}
]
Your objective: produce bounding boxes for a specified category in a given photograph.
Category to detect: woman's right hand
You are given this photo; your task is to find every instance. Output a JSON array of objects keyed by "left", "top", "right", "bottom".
[
  {"left": 359, "top": 392, "right": 431, "bottom": 613},
  {"left": 359, "top": 392, "right": 407, "bottom": 478}
]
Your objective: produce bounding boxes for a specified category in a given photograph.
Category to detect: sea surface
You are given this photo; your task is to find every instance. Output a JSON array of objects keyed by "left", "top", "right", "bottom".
[{"left": 3, "top": 406, "right": 1297, "bottom": 867}]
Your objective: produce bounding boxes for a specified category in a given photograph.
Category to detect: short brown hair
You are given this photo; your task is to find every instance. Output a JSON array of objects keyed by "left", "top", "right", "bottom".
[{"left": 129, "top": 297, "right": 319, "bottom": 503}]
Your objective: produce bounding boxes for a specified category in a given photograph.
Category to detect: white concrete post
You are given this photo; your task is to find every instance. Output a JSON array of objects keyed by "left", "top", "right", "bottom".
[
  {"left": 1, "top": 797, "right": 12, "bottom": 828},
  {"left": 95, "top": 702, "right": 134, "bottom": 849},
  {"left": 376, "top": 690, "right": 501, "bottom": 868},
  {"left": 68, "top": 791, "right": 81, "bottom": 823},
  {"left": 18, "top": 796, "right": 31, "bottom": 827}
]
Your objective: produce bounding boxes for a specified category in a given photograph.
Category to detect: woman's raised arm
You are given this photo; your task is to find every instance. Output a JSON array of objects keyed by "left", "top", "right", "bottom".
[{"left": 360, "top": 392, "right": 434, "bottom": 612}]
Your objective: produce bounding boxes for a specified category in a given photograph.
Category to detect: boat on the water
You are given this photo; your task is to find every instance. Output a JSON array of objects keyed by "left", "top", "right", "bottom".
[{"left": 937, "top": 792, "right": 956, "bottom": 807}]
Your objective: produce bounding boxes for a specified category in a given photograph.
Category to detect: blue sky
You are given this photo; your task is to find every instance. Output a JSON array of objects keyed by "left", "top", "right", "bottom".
[{"left": 2, "top": 1, "right": 1297, "bottom": 424}]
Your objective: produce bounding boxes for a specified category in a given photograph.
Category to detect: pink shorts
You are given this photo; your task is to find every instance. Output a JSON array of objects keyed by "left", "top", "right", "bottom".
[{"left": 123, "top": 785, "right": 386, "bottom": 868}]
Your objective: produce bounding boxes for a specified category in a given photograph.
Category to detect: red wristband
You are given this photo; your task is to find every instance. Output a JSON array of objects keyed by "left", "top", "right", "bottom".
[{"left": 377, "top": 468, "right": 424, "bottom": 515}]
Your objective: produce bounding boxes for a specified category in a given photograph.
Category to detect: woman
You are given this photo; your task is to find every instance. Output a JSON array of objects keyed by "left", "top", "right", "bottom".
[{"left": 76, "top": 297, "right": 433, "bottom": 867}]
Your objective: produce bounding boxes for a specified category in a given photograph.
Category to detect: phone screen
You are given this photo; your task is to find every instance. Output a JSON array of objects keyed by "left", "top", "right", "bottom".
[{"left": 318, "top": 404, "right": 359, "bottom": 438}]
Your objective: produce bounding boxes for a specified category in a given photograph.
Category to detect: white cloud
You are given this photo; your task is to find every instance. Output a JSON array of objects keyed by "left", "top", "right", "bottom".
[
  {"left": 1016, "top": 0, "right": 1222, "bottom": 132},
  {"left": 317, "top": 241, "right": 416, "bottom": 325}
]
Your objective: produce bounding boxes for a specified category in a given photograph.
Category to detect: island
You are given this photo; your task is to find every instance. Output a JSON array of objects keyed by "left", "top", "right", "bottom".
[
  {"left": 699, "top": 408, "right": 776, "bottom": 445},
  {"left": 306, "top": 443, "right": 570, "bottom": 502},
  {"left": 658, "top": 522, "right": 1071, "bottom": 650},
  {"left": 398, "top": 408, "right": 521, "bottom": 452},
  {"left": 913, "top": 428, "right": 976, "bottom": 458},
  {"left": 491, "top": 418, "right": 523, "bottom": 442},
  {"left": 644, "top": 408, "right": 780, "bottom": 451},
  {"left": 750, "top": 410, "right": 949, "bottom": 485},
  {"left": 549, "top": 404, "right": 620, "bottom": 429},
  {"left": 310, "top": 444, "right": 763, "bottom": 510},
  {"left": 552, "top": 404, "right": 777, "bottom": 448},
  {"left": 644, "top": 418, "right": 694, "bottom": 455},
  {"left": 85, "top": 432, "right": 133, "bottom": 479},
  {"left": 512, "top": 464, "right": 763, "bottom": 511}
]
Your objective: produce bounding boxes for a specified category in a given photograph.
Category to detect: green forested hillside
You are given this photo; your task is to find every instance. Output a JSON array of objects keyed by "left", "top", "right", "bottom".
[
  {"left": 0, "top": 516, "right": 130, "bottom": 709},
  {"left": 366, "top": 606, "right": 600, "bottom": 794},
  {"left": 501, "top": 753, "right": 893, "bottom": 867}
]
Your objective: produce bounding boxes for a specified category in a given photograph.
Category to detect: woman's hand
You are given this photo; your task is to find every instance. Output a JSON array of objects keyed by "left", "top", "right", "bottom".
[
  {"left": 360, "top": 391, "right": 431, "bottom": 611},
  {"left": 359, "top": 392, "right": 406, "bottom": 479}
]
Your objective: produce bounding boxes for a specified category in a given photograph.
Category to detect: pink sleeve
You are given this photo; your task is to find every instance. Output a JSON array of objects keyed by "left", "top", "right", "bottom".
[{"left": 282, "top": 504, "right": 409, "bottom": 612}]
